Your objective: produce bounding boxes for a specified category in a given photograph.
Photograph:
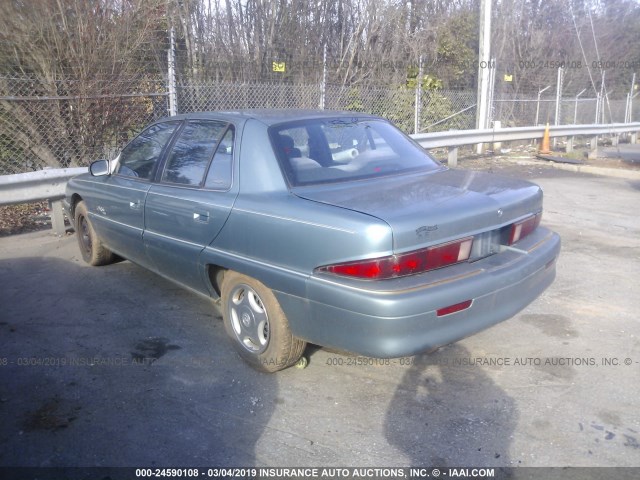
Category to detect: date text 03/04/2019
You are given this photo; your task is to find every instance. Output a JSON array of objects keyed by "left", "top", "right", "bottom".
[{"left": 133, "top": 467, "right": 498, "bottom": 479}]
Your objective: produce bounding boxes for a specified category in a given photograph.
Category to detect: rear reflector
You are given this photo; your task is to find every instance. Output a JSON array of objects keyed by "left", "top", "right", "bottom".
[
  {"left": 437, "top": 299, "right": 473, "bottom": 317},
  {"left": 316, "top": 237, "right": 474, "bottom": 280},
  {"left": 508, "top": 213, "right": 542, "bottom": 245}
]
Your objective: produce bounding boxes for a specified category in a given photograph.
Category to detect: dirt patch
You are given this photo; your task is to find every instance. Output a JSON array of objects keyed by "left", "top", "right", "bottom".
[
  {"left": 589, "top": 153, "right": 640, "bottom": 170},
  {"left": 24, "top": 397, "right": 80, "bottom": 431},
  {"left": 0, "top": 201, "right": 54, "bottom": 237}
]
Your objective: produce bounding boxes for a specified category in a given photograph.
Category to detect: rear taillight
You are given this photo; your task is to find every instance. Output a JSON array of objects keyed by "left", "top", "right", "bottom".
[
  {"left": 508, "top": 213, "right": 541, "bottom": 245},
  {"left": 316, "top": 237, "right": 473, "bottom": 280}
]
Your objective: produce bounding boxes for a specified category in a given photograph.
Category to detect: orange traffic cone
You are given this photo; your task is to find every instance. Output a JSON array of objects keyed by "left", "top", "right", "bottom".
[{"left": 539, "top": 123, "right": 551, "bottom": 154}]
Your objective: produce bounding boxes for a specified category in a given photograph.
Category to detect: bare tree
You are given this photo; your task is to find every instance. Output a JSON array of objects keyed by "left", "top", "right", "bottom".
[{"left": 0, "top": 0, "right": 167, "bottom": 170}]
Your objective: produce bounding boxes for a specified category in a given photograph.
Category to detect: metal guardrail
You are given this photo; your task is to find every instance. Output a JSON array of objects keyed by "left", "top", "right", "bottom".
[
  {"left": 0, "top": 167, "right": 87, "bottom": 235},
  {"left": 413, "top": 122, "right": 640, "bottom": 147},
  {"left": 1, "top": 122, "right": 639, "bottom": 236},
  {"left": 0, "top": 167, "right": 87, "bottom": 205},
  {"left": 412, "top": 122, "right": 640, "bottom": 166}
]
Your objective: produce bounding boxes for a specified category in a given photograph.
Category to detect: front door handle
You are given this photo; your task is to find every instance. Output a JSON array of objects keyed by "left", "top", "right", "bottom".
[
  {"left": 193, "top": 212, "right": 209, "bottom": 223},
  {"left": 129, "top": 200, "right": 142, "bottom": 210}
]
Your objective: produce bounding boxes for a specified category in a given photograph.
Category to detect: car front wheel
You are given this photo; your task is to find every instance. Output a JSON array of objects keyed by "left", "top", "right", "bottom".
[
  {"left": 221, "top": 271, "right": 306, "bottom": 372},
  {"left": 74, "top": 201, "right": 116, "bottom": 266}
]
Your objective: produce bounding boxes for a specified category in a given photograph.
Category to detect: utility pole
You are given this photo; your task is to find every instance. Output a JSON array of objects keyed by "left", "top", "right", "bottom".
[{"left": 476, "top": 0, "right": 492, "bottom": 154}]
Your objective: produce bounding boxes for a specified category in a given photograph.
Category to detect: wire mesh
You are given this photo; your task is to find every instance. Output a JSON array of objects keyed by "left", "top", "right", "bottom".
[
  {"left": 1, "top": 73, "right": 637, "bottom": 175},
  {"left": 0, "top": 75, "right": 169, "bottom": 175}
]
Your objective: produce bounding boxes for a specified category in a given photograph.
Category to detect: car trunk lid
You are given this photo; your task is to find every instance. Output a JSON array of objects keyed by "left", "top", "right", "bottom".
[{"left": 292, "top": 169, "right": 543, "bottom": 252}]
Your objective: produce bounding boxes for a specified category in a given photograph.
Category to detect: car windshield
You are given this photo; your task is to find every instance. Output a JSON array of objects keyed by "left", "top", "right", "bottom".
[{"left": 270, "top": 118, "right": 442, "bottom": 186}]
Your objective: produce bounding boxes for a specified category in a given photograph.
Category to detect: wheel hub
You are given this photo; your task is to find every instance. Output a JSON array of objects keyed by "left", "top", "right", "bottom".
[{"left": 228, "top": 284, "right": 270, "bottom": 354}]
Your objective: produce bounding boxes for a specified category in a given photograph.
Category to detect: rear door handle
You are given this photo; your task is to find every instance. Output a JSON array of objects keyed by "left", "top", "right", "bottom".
[{"left": 193, "top": 212, "right": 209, "bottom": 223}]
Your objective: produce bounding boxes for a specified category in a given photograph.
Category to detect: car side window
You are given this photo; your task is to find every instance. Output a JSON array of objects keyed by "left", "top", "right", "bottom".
[
  {"left": 204, "top": 126, "right": 234, "bottom": 190},
  {"left": 117, "top": 122, "right": 178, "bottom": 180},
  {"left": 162, "top": 120, "right": 227, "bottom": 186}
]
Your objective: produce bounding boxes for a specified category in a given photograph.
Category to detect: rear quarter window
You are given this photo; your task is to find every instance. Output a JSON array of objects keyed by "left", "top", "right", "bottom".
[{"left": 162, "top": 120, "right": 227, "bottom": 186}]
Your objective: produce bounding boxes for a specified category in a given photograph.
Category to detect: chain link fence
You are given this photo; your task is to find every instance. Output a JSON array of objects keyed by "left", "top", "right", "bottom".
[
  {"left": 177, "top": 83, "right": 478, "bottom": 134},
  {"left": 1, "top": 74, "right": 638, "bottom": 175},
  {"left": 492, "top": 95, "right": 633, "bottom": 127},
  {"left": 177, "top": 83, "right": 321, "bottom": 111},
  {"left": 0, "top": 75, "right": 169, "bottom": 175}
]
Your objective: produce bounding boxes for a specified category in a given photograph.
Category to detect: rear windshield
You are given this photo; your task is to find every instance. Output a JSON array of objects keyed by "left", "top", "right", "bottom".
[{"left": 269, "top": 118, "right": 441, "bottom": 186}]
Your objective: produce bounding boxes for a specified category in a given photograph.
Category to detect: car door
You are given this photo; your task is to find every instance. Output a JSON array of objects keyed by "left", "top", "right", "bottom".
[
  {"left": 144, "top": 120, "right": 239, "bottom": 292},
  {"left": 87, "top": 121, "right": 180, "bottom": 267}
]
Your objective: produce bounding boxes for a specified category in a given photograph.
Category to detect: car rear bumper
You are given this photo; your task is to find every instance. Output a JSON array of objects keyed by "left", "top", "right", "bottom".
[{"left": 276, "top": 227, "right": 561, "bottom": 357}]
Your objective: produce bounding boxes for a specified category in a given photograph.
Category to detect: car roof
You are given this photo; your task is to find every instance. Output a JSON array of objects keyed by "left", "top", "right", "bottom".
[{"left": 156, "top": 109, "right": 381, "bottom": 126}]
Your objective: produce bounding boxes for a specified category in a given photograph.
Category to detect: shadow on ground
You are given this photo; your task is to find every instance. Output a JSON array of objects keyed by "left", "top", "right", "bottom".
[
  {"left": 385, "top": 344, "right": 518, "bottom": 466},
  {"left": 0, "top": 256, "right": 276, "bottom": 467}
]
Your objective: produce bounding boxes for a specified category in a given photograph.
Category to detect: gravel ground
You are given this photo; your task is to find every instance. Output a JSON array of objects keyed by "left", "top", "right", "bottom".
[{"left": 1, "top": 149, "right": 640, "bottom": 475}]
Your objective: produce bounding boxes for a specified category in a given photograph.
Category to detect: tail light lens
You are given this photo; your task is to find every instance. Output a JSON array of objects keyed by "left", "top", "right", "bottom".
[
  {"left": 437, "top": 299, "right": 473, "bottom": 317},
  {"left": 316, "top": 237, "right": 473, "bottom": 280},
  {"left": 508, "top": 213, "right": 542, "bottom": 245}
]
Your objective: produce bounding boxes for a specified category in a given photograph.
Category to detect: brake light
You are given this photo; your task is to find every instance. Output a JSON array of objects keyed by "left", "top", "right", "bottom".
[
  {"left": 317, "top": 237, "right": 473, "bottom": 280},
  {"left": 508, "top": 213, "right": 541, "bottom": 245}
]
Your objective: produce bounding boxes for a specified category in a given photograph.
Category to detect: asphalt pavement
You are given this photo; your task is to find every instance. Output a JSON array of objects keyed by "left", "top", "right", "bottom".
[{"left": 0, "top": 158, "right": 639, "bottom": 470}]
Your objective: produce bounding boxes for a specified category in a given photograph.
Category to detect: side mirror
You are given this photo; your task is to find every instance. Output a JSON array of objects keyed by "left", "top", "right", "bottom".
[{"left": 89, "top": 159, "right": 110, "bottom": 177}]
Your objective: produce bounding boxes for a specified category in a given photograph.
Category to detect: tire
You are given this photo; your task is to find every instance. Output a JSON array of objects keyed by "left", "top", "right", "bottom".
[
  {"left": 74, "top": 201, "right": 116, "bottom": 266},
  {"left": 221, "top": 271, "right": 306, "bottom": 372}
]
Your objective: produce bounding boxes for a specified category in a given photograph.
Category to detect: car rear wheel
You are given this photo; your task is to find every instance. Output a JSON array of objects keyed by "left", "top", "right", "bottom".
[
  {"left": 74, "top": 201, "right": 116, "bottom": 266},
  {"left": 221, "top": 271, "right": 306, "bottom": 372}
]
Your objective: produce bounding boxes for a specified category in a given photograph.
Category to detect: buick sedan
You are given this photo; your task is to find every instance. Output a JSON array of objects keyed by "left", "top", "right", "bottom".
[{"left": 64, "top": 110, "right": 560, "bottom": 372}]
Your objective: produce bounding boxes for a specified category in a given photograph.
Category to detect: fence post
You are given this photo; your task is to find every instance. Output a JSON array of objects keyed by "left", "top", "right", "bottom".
[
  {"left": 448, "top": 147, "right": 458, "bottom": 167},
  {"left": 535, "top": 86, "right": 551, "bottom": 126},
  {"left": 49, "top": 200, "right": 66, "bottom": 236},
  {"left": 167, "top": 27, "right": 178, "bottom": 116},
  {"left": 487, "top": 58, "right": 496, "bottom": 128},
  {"left": 626, "top": 75, "right": 636, "bottom": 141},
  {"left": 590, "top": 136, "right": 599, "bottom": 158},
  {"left": 553, "top": 66, "right": 564, "bottom": 148},
  {"left": 569, "top": 89, "right": 586, "bottom": 152},
  {"left": 319, "top": 45, "right": 327, "bottom": 109},
  {"left": 574, "top": 89, "right": 586, "bottom": 124},
  {"left": 414, "top": 56, "right": 422, "bottom": 134},
  {"left": 566, "top": 136, "right": 574, "bottom": 153},
  {"left": 493, "top": 121, "right": 501, "bottom": 151}
]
